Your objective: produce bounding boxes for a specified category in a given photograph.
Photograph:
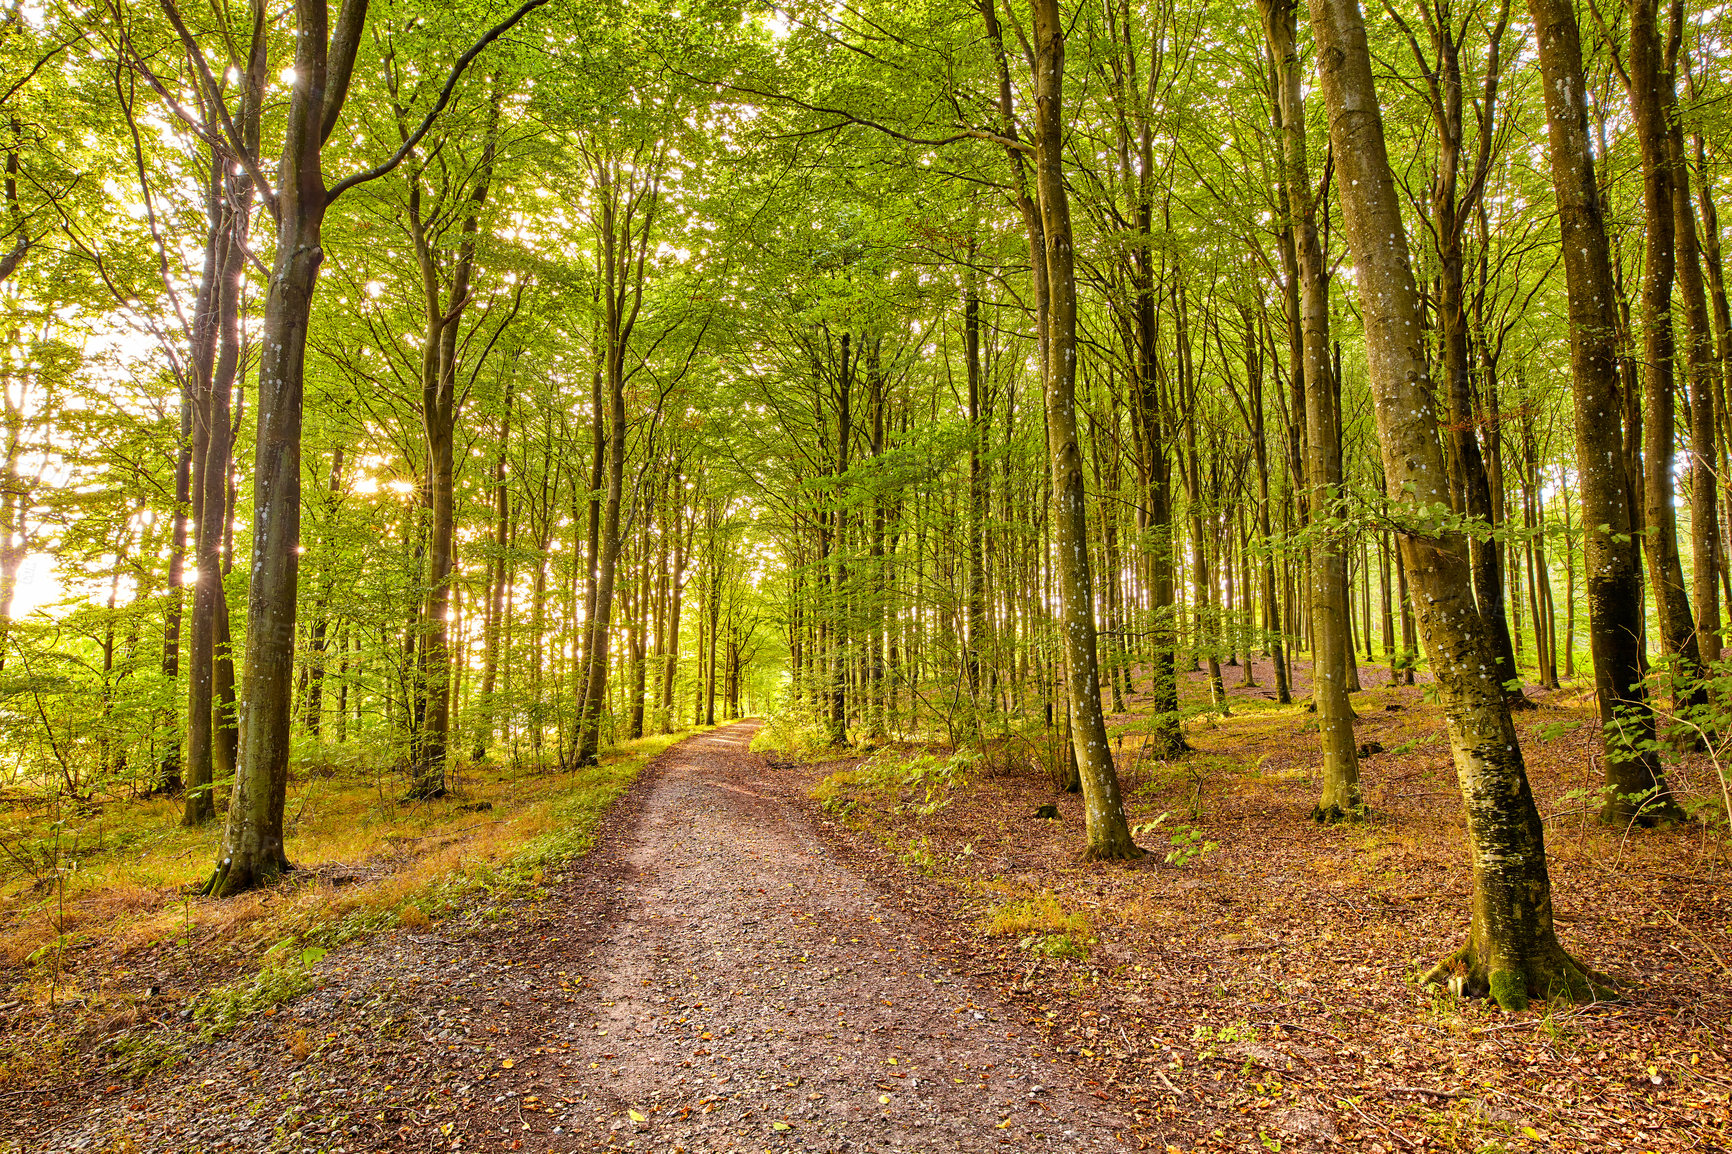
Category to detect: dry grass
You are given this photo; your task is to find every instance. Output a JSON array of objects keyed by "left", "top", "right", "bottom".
[
  {"left": 982, "top": 890, "right": 1093, "bottom": 939},
  {"left": 0, "top": 727, "right": 708, "bottom": 1012}
]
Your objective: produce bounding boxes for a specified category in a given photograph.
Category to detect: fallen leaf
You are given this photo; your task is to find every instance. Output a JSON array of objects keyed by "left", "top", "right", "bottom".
[{"left": 629, "top": 1108, "right": 647, "bottom": 1123}]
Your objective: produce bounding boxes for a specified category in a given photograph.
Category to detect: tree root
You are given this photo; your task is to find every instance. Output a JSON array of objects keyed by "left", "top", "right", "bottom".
[
  {"left": 1075, "top": 839, "right": 1149, "bottom": 863},
  {"left": 201, "top": 854, "right": 295, "bottom": 899},
  {"left": 1312, "top": 802, "right": 1366, "bottom": 825},
  {"left": 1419, "top": 942, "right": 1618, "bottom": 1011}
]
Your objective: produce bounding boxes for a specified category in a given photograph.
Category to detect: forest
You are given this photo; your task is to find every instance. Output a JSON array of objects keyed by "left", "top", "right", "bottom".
[{"left": 0, "top": 0, "right": 1728, "bottom": 1148}]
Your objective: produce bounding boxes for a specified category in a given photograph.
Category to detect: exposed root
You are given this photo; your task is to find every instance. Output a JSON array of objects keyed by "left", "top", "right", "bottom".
[
  {"left": 1312, "top": 802, "right": 1366, "bottom": 825},
  {"left": 1420, "top": 942, "right": 1618, "bottom": 1011},
  {"left": 1075, "top": 839, "right": 1149, "bottom": 863},
  {"left": 202, "top": 854, "right": 295, "bottom": 899}
]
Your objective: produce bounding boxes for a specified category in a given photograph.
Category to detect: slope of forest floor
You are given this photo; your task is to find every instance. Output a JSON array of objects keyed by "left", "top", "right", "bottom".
[{"left": 777, "top": 658, "right": 1730, "bottom": 1154}]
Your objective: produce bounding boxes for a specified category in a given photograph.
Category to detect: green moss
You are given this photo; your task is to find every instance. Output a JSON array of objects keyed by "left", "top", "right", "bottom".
[{"left": 1487, "top": 969, "right": 1529, "bottom": 1012}]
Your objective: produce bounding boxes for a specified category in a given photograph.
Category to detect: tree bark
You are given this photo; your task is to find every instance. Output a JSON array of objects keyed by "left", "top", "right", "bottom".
[
  {"left": 1259, "top": 0, "right": 1359, "bottom": 819},
  {"left": 207, "top": 0, "right": 340, "bottom": 895},
  {"left": 1629, "top": 0, "right": 1704, "bottom": 700},
  {"left": 1525, "top": 0, "right": 1677, "bottom": 823},
  {"left": 1029, "top": 0, "right": 1142, "bottom": 860},
  {"left": 1311, "top": 0, "right": 1608, "bottom": 1006}
]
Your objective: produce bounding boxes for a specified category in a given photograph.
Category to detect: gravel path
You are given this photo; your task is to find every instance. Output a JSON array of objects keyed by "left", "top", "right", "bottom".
[{"left": 15, "top": 721, "right": 1131, "bottom": 1153}]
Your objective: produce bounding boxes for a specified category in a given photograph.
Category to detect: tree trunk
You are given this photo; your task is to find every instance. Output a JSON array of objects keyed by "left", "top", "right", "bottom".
[
  {"left": 1030, "top": 0, "right": 1141, "bottom": 860},
  {"left": 1526, "top": 0, "right": 1678, "bottom": 822},
  {"left": 1311, "top": 0, "right": 1608, "bottom": 1007},
  {"left": 1260, "top": 0, "right": 1359, "bottom": 819},
  {"left": 206, "top": 6, "right": 334, "bottom": 893},
  {"left": 1629, "top": 0, "right": 1704, "bottom": 702},
  {"left": 1670, "top": 117, "right": 1722, "bottom": 667},
  {"left": 473, "top": 376, "right": 513, "bottom": 760}
]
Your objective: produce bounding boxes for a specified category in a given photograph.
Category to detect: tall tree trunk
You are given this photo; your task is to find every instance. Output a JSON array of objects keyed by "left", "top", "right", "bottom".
[
  {"left": 187, "top": 136, "right": 252, "bottom": 829},
  {"left": 964, "top": 258, "right": 988, "bottom": 704},
  {"left": 207, "top": 0, "right": 340, "bottom": 895},
  {"left": 575, "top": 163, "right": 641, "bottom": 766},
  {"left": 1259, "top": 0, "right": 1359, "bottom": 819},
  {"left": 473, "top": 376, "right": 513, "bottom": 760},
  {"left": 1524, "top": 0, "right": 1678, "bottom": 821},
  {"left": 1629, "top": 0, "right": 1704, "bottom": 702},
  {"left": 303, "top": 446, "right": 343, "bottom": 736},
  {"left": 1670, "top": 111, "right": 1722, "bottom": 667},
  {"left": 159, "top": 385, "right": 193, "bottom": 793},
  {"left": 1313, "top": 0, "right": 1609, "bottom": 1006},
  {"left": 1029, "top": 0, "right": 1141, "bottom": 860}
]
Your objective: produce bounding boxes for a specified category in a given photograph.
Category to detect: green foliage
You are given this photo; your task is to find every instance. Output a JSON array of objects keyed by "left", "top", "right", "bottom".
[
  {"left": 811, "top": 748, "right": 976, "bottom": 817},
  {"left": 192, "top": 946, "right": 321, "bottom": 1040},
  {"left": 102, "top": 1030, "right": 186, "bottom": 1083},
  {"left": 751, "top": 713, "right": 836, "bottom": 759},
  {"left": 1191, "top": 1020, "right": 1260, "bottom": 1059},
  {"left": 1132, "top": 812, "right": 1220, "bottom": 867}
]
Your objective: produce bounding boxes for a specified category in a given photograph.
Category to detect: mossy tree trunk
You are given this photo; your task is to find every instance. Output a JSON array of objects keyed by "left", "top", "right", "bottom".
[
  {"left": 1029, "top": 0, "right": 1142, "bottom": 861},
  {"left": 1308, "top": 0, "right": 1608, "bottom": 1007},
  {"left": 1524, "top": 0, "right": 1679, "bottom": 825}
]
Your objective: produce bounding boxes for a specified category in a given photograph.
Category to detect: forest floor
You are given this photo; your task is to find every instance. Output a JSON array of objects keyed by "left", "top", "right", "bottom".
[
  {"left": 2, "top": 665, "right": 1728, "bottom": 1154},
  {"left": 786, "top": 657, "right": 1730, "bottom": 1154}
]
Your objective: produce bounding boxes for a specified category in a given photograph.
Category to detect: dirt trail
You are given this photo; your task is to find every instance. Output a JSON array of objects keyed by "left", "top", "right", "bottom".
[
  {"left": 21, "top": 721, "right": 1130, "bottom": 1153},
  {"left": 561, "top": 720, "right": 1128, "bottom": 1152}
]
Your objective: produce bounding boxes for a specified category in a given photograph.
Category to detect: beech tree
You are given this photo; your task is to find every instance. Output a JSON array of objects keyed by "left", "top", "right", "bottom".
[{"left": 1309, "top": 0, "right": 1607, "bottom": 1006}]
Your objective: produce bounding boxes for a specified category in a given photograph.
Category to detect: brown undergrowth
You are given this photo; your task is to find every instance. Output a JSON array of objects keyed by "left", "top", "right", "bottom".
[
  {"left": 0, "top": 727, "right": 708, "bottom": 1092},
  {"left": 780, "top": 659, "right": 1730, "bottom": 1153}
]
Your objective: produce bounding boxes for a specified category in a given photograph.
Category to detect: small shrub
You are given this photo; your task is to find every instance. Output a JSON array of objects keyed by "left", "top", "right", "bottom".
[
  {"left": 750, "top": 714, "right": 834, "bottom": 758},
  {"left": 811, "top": 749, "right": 976, "bottom": 816},
  {"left": 1133, "top": 813, "right": 1219, "bottom": 867}
]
